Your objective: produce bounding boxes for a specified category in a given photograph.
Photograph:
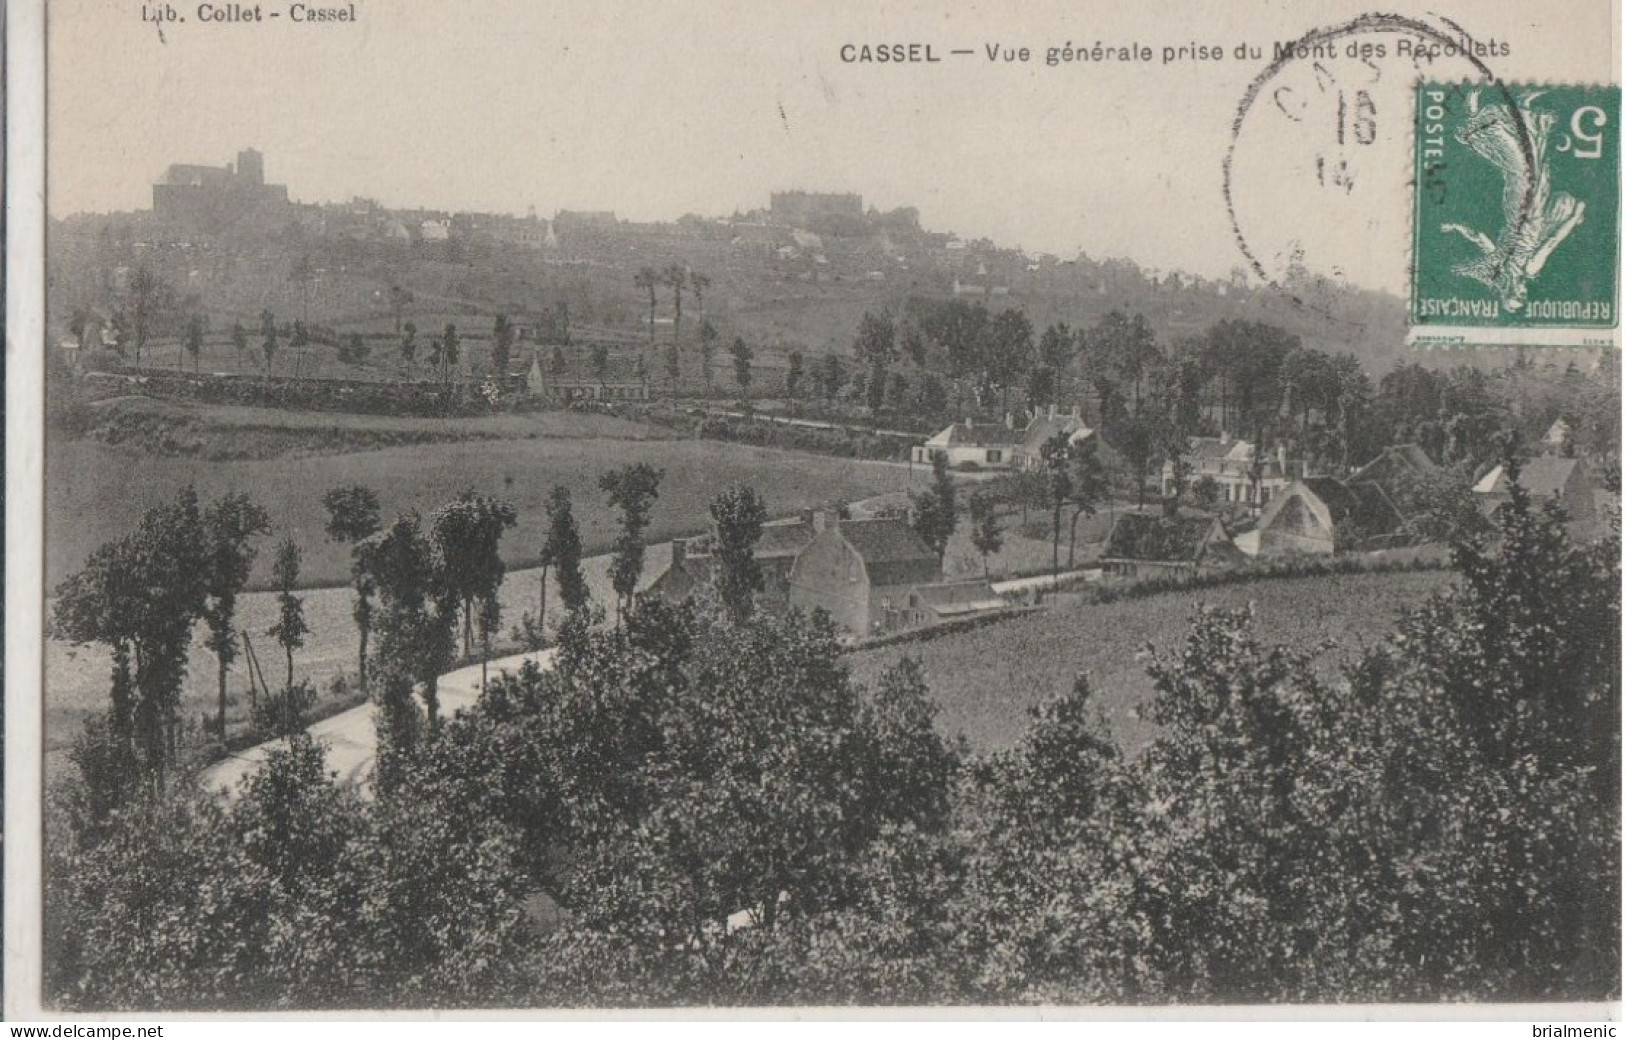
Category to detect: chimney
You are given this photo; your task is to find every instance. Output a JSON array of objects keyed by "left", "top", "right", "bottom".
[
  {"left": 1071, "top": 404, "right": 1080, "bottom": 420},
  {"left": 1048, "top": 403, "right": 1057, "bottom": 421},
  {"left": 1005, "top": 411, "right": 1015, "bottom": 429},
  {"left": 1277, "top": 444, "right": 1287, "bottom": 471},
  {"left": 811, "top": 510, "right": 828, "bottom": 532}
]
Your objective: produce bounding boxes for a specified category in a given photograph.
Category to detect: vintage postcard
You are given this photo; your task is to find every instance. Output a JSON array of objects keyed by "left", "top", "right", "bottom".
[{"left": 6, "top": 0, "right": 1621, "bottom": 1021}]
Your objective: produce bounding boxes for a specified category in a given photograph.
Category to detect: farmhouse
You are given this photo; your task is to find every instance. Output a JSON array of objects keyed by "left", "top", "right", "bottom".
[
  {"left": 1011, "top": 406, "right": 1096, "bottom": 472},
  {"left": 911, "top": 418, "right": 1025, "bottom": 469},
  {"left": 1162, "top": 435, "right": 1306, "bottom": 511},
  {"left": 1099, "top": 511, "right": 1241, "bottom": 578},
  {"left": 912, "top": 407, "right": 1096, "bottom": 472},
  {"left": 787, "top": 518, "right": 941, "bottom": 637},
  {"left": 527, "top": 350, "right": 650, "bottom": 403},
  {"left": 1472, "top": 457, "right": 1596, "bottom": 524},
  {"left": 646, "top": 512, "right": 822, "bottom": 611},
  {"left": 1255, "top": 477, "right": 1405, "bottom": 556}
]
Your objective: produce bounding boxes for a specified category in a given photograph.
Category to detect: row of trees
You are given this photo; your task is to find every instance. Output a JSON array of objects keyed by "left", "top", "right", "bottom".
[{"left": 46, "top": 468, "right": 1621, "bottom": 1007}]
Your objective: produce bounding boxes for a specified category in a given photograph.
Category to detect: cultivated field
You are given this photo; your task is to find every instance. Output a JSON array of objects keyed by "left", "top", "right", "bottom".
[
  {"left": 47, "top": 423, "right": 925, "bottom": 590},
  {"left": 845, "top": 568, "right": 1457, "bottom": 754}
]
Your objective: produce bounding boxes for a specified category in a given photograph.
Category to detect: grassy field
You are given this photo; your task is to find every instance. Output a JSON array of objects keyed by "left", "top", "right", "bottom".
[
  {"left": 47, "top": 425, "right": 924, "bottom": 591},
  {"left": 845, "top": 569, "right": 1456, "bottom": 755}
]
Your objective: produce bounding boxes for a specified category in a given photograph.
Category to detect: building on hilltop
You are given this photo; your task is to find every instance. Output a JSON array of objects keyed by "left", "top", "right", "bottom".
[
  {"left": 152, "top": 148, "right": 290, "bottom": 231},
  {"left": 769, "top": 191, "right": 865, "bottom": 235}
]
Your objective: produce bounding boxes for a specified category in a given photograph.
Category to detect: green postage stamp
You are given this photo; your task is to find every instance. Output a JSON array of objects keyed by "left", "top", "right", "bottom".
[{"left": 1411, "top": 82, "right": 1621, "bottom": 348}]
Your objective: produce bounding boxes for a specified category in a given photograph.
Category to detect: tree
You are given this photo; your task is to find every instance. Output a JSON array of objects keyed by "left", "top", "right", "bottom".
[
  {"left": 709, "top": 484, "right": 768, "bottom": 621},
  {"left": 968, "top": 490, "right": 1003, "bottom": 578},
  {"left": 289, "top": 321, "right": 309, "bottom": 379},
  {"left": 785, "top": 350, "right": 805, "bottom": 400},
  {"left": 667, "top": 342, "right": 683, "bottom": 391},
  {"left": 855, "top": 312, "right": 897, "bottom": 413},
  {"left": 688, "top": 270, "right": 712, "bottom": 324},
  {"left": 634, "top": 267, "right": 660, "bottom": 348},
  {"left": 591, "top": 342, "right": 610, "bottom": 383},
  {"left": 729, "top": 337, "right": 754, "bottom": 399},
  {"left": 1036, "top": 322, "right": 1075, "bottom": 404},
  {"left": 323, "top": 484, "right": 383, "bottom": 689},
  {"left": 260, "top": 309, "right": 278, "bottom": 377},
  {"left": 599, "top": 463, "right": 664, "bottom": 619},
  {"left": 985, "top": 308, "right": 1034, "bottom": 411},
  {"left": 441, "top": 323, "right": 461, "bottom": 386},
  {"left": 388, "top": 284, "right": 414, "bottom": 334},
  {"left": 53, "top": 486, "right": 207, "bottom": 796},
  {"left": 200, "top": 494, "right": 272, "bottom": 738},
  {"left": 1040, "top": 431, "right": 1074, "bottom": 579},
  {"left": 664, "top": 264, "right": 688, "bottom": 348},
  {"left": 338, "top": 332, "right": 368, "bottom": 366},
  {"left": 699, "top": 321, "right": 719, "bottom": 394},
  {"left": 267, "top": 538, "right": 309, "bottom": 691},
  {"left": 231, "top": 321, "right": 248, "bottom": 373},
  {"left": 398, "top": 322, "right": 418, "bottom": 378},
  {"left": 910, "top": 454, "right": 957, "bottom": 564},
  {"left": 126, "top": 265, "right": 170, "bottom": 369},
  {"left": 550, "top": 344, "right": 567, "bottom": 377},
  {"left": 355, "top": 512, "right": 458, "bottom": 762},
  {"left": 491, "top": 314, "right": 514, "bottom": 380},
  {"left": 1065, "top": 435, "right": 1108, "bottom": 568},
  {"left": 535, "top": 484, "right": 590, "bottom": 638},
  {"left": 184, "top": 313, "right": 205, "bottom": 373},
  {"left": 820, "top": 351, "right": 845, "bottom": 404},
  {"left": 430, "top": 490, "right": 518, "bottom": 659}
]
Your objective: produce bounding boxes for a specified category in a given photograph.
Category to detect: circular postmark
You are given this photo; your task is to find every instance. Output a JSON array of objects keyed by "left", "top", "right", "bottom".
[{"left": 1223, "top": 13, "right": 1533, "bottom": 295}]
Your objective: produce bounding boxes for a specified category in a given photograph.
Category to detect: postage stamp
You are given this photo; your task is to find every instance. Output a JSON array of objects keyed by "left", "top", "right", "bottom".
[{"left": 1411, "top": 82, "right": 1621, "bottom": 347}]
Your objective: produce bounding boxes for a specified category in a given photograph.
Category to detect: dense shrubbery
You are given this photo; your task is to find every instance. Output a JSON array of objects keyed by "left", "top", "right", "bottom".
[
  {"left": 82, "top": 408, "right": 502, "bottom": 461},
  {"left": 632, "top": 407, "right": 911, "bottom": 462},
  {"left": 1089, "top": 550, "right": 1450, "bottom": 605},
  {"left": 43, "top": 477, "right": 1619, "bottom": 1008},
  {"left": 85, "top": 369, "right": 525, "bottom": 418}
]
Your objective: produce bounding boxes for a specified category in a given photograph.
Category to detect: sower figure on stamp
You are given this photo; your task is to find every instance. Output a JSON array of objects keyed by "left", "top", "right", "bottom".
[{"left": 1441, "top": 89, "right": 1587, "bottom": 312}]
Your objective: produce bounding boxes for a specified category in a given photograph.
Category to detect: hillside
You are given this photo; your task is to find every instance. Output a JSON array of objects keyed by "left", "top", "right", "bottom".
[{"left": 49, "top": 201, "right": 1413, "bottom": 377}]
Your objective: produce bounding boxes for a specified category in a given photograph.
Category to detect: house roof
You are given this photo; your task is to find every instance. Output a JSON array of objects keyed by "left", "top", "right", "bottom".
[
  {"left": 1188, "top": 436, "right": 1255, "bottom": 462},
  {"left": 1352, "top": 444, "right": 1438, "bottom": 483},
  {"left": 756, "top": 517, "right": 819, "bottom": 559},
  {"left": 1020, "top": 415, "right": 1093, "bottom": 455},
  {"left": 1297, "top": 477, "right": 1404, "bottom": 534},
  {"left": 906, "top": 579, "right": 1004, "bottom": 615},
  {"left": 926, "top": 422, "right": 1026, "bottom": 448},
  {"left": 528, "top": 348, "right": 647, "bottom": 385},
  {"left": 1473, "top": 457, "right": 1584, "bottom": 499},
  {"left": 838, "top": 519, "right": 940, "bottom": 587},
  {"left": 1103, "top": 512, "right": 1232, "bottom": 563}
]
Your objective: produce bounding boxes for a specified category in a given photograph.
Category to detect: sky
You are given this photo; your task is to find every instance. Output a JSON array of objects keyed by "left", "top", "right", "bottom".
[{"left": 48, "top": 0, "right": 1618, "bottom": 293}]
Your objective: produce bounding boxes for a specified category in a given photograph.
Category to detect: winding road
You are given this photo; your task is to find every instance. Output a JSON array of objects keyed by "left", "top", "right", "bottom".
[{"left": 201, "top": 648, "right": 556, "bottom": 799}]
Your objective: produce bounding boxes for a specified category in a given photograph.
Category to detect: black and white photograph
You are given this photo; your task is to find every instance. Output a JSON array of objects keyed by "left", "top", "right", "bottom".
[{"left": 6, "top": 0, "right": 1622, "bottom": 1020}]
